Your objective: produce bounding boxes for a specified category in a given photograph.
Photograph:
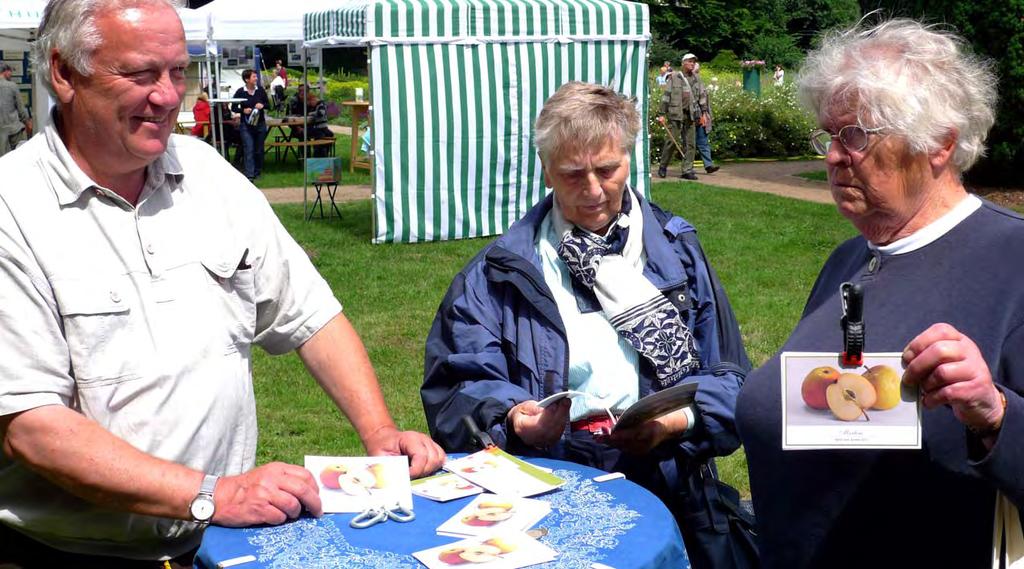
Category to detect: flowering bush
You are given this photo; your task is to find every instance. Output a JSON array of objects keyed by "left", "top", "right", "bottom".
[
  {"left": 648, "top": 69, "right": 816, "bottom": 164},
  {"left": 740, "top": 60, "right": 766, "bottom": 69}
]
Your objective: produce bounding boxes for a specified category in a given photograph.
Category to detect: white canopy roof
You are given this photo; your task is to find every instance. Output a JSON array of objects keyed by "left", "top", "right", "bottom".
[
  {"left": 0, "top": 0, "right": 44, "bottom": 50},
  {"left": 177, "top": 7, "right": 211, "bottom": 44},
  {"left": 197, "top": 0, "right": 337, "bottom": 44}
]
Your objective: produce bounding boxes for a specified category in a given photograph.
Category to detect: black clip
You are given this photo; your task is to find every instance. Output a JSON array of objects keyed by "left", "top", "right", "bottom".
[
  {"left": 840, "top": 282, "right": 864, "bottom": 366},
  {"left": 461, "top": 415, "right": 495, "bottom": 450}
]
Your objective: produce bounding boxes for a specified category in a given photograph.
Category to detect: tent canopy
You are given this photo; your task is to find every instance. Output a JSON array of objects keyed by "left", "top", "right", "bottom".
[
  {"left": 0, "top": 0, "right": 44, "bottom": 50},
  {"left": 302, "top": 0, "right": 650, "bottom": 244},
  {"left": 197, "top": 0, "right": 338, "bottom": 44},
  {"left": 177, "top": 7, "right": 210, "bottom": 44},
  {"left": 304, "top": 0, "right": 648, "bottom": 46}
]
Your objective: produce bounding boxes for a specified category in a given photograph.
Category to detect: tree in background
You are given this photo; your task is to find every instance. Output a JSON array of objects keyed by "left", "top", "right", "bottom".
[
  {"left": 645, "top": 0, "right": 859, "bottom": 67},
  {"left": 858, "top": 1, "right": 1024, "bottom": 185}
]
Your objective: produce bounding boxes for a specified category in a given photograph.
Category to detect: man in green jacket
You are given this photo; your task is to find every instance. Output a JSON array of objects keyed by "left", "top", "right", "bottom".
[{"left": 657, "top": 53, "right": 704, "bottom": 180}]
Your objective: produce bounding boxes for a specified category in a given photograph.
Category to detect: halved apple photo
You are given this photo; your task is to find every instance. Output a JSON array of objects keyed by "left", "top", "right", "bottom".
[
  {"left": 319, "top": 464, "right": 348, "bottom": 490},
  {"left": 826, "top": 373, "right": 877, "bottom": 421},
  {"left": 437, "top": 543, "right": 503, "bottom": 564}
]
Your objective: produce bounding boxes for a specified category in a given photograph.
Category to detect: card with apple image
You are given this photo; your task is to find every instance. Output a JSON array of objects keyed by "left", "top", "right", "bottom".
[
  {"left": 436, "top": 494, "right": 551, "bottom": 538},
  {"left": 443, "top": 447, "right": 564, "bottom": 497},
  {"left": 413, "top": 531, "right": 557, "bottom": 569},
  {"left": 781, "top": 352, "right": 921, "bottom": 450},
  {"left": 412, "top": 472, "right": 485, "bottom": 502},
  {"left": 304, "top": 455, "right": 412, "bottom": 513}
]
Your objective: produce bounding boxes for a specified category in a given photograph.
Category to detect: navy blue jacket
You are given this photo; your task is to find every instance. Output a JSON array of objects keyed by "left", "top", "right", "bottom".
[{"left": 422, "top": 192, "right": 750, "bottom": 501}]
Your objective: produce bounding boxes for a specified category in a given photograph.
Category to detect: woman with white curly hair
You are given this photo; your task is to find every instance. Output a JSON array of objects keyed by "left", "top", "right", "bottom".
[{"left": 736, "top": 18, "right": 1023, "bottom": 568}]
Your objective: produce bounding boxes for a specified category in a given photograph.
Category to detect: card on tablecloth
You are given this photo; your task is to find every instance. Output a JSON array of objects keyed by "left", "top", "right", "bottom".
[
  {"left": 304, "top": 455, "right": 412, "bottom": 513},
  {"left": 443, "top": 448, "right": 564, "bottom": 497},
  {"left": 413, "top": 531, "right": 557, "bottom": 569},
  {"left": 436, "top": 494, "right": 550, "bottom": 538},
  {"left": 412, "top": 472, "right": 485, "bottom": 502}
]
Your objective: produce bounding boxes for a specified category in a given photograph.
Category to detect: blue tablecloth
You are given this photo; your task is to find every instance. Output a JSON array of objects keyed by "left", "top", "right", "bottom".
[{"left": 195, "top": 458, "right": 688, "bottom": 569}]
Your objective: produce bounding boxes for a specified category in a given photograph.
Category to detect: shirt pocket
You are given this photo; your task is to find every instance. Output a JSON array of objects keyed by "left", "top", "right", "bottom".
[
  {"left": 201, "top": 248, "right": 257, "bottom": 354},
  {"left": 51, "top": 276, "right": 141, "bottom": 384}
]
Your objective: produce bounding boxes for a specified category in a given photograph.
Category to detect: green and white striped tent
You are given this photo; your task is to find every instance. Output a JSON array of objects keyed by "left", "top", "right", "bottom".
[{"left": 305, "top": 0, "right": 650, "bottom": 243}]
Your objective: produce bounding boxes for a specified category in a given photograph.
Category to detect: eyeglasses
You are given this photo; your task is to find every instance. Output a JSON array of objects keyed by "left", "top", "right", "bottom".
[{"left": 810, "top": 125, "right": 887, "bottom": 155}]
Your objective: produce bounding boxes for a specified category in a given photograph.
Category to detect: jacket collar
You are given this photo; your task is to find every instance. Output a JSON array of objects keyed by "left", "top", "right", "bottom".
[{"left": 486, "top": 188, "right": 691, "bottom": 291}]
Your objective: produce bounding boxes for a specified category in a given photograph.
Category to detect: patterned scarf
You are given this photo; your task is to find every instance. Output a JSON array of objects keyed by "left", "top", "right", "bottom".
[{"left": 554, "top": 188, "right": 699, "bottom": 388}]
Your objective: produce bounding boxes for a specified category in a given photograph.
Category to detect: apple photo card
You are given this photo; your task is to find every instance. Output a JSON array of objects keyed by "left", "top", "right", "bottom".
[
  {"left": 412, "top": 472, "right": 485, "bottom": 502},
  {"left": 436, "top": 494, "right": 551, "bottom": 538},
  {"left": 304, "top": 455, "right": 412, "bottom": 513},
  {"left": 443, "top": 447, "right": 564, "bottom": 497},
  {"left": 781, "top": 352, "right": 921, "bottom": 450},
  {"left": 413, "top": 531, "right": 557, "bottom": 569}
]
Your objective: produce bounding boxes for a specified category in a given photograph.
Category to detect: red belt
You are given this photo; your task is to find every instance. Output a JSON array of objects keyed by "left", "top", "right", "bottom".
[{"left": 570, "top": 415, "right": 617, "bottom": 435}]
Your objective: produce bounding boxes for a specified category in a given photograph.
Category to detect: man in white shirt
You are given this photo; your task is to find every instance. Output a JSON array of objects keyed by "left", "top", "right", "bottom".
[{"left": 0, "top": 1, "right": 444, "bottom": 566}]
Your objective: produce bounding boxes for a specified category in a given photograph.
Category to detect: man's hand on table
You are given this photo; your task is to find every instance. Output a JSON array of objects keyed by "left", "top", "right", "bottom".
[
  {"left": 363, "top": 425, "right": 446, "bottom": 478},
  {"left": 508, "top": 399, "right": 570, "bottom": 450},
  {"left": 607, "top": 408, "right": 689, "bottom": 455},
  {"left": 213, "top": 462, "right": 323, "bottom": 527}
]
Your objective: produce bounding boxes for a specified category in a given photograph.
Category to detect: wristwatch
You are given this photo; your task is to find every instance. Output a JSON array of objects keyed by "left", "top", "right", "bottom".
[{"left": 189, "top": 474, "right": 219, "bottom": 525}]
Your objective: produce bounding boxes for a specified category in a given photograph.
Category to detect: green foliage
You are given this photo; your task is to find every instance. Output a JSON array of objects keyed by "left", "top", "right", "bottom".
[
  {"left": 325, "top": 80, "right": 369, "bottom": 107},
  {"left": 643, "top": 0, "right": 861, "bottom": 65},
  {"left": 649, "top": 68, "right": 816, "bottom": 163},
  {"left": 858, "top": 0, "right": 1024, "bottom": 186},
  {"left": 749, "top": 32, "right": 804, "bottom": 68},
  {"left": 649, "top": 30, "right": 684, "bottom": 69},
  {"left": 709, "top": 50, "right": 742, "bottom": 72}
]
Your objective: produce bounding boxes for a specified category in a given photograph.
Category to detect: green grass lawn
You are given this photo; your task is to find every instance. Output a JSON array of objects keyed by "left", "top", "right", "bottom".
[
  {"left": 251, "top": 183, "right": 857, "bottom": 495},
  {"left": 795, "top": 170, "right": 828, "bottom": 182},
  {"left": 251, "top": 133, "right": 372, "bottom": 189}
]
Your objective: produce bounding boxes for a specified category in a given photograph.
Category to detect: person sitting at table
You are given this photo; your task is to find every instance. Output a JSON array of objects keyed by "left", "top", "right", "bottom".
[
  {"left": 269, "top": 73, "right": 286, "bottom": 113},
  {"left": 304, "top": 89, "right": 334, "bottom": 157},
  {"left": 286, "top": 85, "right": 307, "bottom": 140},
  {"left": 288, "top": 84, "right": 306, "bottom": 117},
  {"left": 190, "top": 91, "right": 211, "bottom": 138},
  {"left": 421, "top": 81, "right": 751, "bottom": 568}
]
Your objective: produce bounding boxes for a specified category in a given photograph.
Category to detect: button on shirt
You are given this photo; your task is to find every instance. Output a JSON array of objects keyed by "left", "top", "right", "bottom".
[{"left": 0, "top": 120, "right": 342, "bottom": 559}]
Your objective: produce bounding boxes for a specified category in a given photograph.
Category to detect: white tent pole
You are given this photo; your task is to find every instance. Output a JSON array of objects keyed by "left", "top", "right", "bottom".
[
  {"left": 302, "top": 46, "right": 308, "bottom": 220},
  {"left": 368, "top": 47, "right": 375, "bottom": 241},
  {"left": 205, "top": 44, "right": 218, "bottom": 152},
  {"left": 216, "top": 57, "right": 228, "bottom": 158}
]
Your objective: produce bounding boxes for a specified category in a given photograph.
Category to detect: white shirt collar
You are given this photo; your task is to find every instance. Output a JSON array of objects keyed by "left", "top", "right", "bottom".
[
  {"left": 42, "top": 109, "right": 184, "bottom": 206},
  {"left": 869, "top": 194, "right": 982, "bottom": 255}
]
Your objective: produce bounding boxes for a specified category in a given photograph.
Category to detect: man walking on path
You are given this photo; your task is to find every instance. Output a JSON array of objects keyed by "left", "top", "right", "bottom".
[
  {"left": 693, "top": 63, "right": 719, "bottom": 174},
  {"left": 657, "top": 53, "right": 704, "bottom": 180}
]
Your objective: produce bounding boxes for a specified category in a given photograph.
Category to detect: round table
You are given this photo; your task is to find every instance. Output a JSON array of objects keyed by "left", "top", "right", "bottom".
[{"left": 195, "top": 457, "right": 689, "bottom": 569}]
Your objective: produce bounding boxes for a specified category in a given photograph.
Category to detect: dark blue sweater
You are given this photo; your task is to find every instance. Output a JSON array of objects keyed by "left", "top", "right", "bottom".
[{"left": 737, "top": 199, "right": 1024, "bottom": 568}]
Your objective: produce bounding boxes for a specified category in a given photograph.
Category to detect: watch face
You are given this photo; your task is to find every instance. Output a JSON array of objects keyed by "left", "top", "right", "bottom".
[{"left": 191, "top": 497, "right": 215, "bottom": 521}]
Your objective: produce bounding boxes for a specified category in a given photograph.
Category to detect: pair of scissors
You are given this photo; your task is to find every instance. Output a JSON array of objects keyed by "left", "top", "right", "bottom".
[{"left": 349, "top": 503, "right": 416, "bottom": 529}]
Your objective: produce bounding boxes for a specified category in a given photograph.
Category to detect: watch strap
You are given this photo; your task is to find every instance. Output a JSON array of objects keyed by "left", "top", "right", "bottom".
[{"left": 199, "top": 473, "right": 219, "bottom": 496}]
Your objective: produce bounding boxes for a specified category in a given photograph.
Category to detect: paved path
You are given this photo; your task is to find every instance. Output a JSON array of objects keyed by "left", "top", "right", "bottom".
[
  {"left": 259, "top": 159, "right": 833, "bottom": 205},
  {"left": 651, "top": 160, "right": 833, "bottom": 204}
]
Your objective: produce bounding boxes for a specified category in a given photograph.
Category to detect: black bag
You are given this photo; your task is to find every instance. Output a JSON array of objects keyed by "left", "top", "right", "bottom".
[{"left": 677, "top": 461, "right": 759, "bottom": 569}]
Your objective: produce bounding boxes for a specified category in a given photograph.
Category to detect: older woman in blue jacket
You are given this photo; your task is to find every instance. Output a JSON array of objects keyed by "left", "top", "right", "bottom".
[{"left": 422, "top": 82, "right": 750, "bottom": 567}]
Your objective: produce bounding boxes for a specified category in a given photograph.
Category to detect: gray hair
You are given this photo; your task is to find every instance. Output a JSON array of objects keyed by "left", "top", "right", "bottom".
[
  {"left": 31, "top": 0, "right": 184, "bottom": 99},
  {"left": 797, "top": 18, "right": 998, "bottom": 173},
  {"left": 534, "top": 81, "right": 640, "bottom": 163}
]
